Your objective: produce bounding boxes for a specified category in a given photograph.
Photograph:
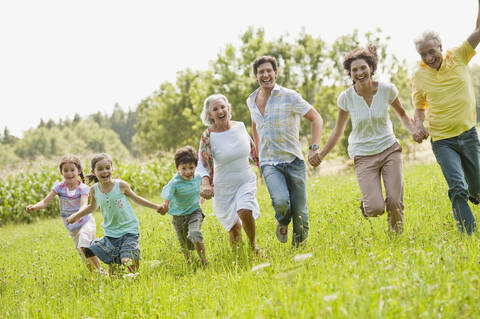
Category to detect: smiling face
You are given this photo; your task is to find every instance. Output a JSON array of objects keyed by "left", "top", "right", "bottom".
[
  {"left": 61, "top": 162, "right": 80, "bottom": 186},
  {"left": 209, "top": 98, "right": 230, "bottom": 126},
  {"left": 177, "top": 162, "right": 196, "bottom": 181},
  {"left": 255, "top": 62, "right": 277, "bottom": 91},
  {"left": 92, "top": 159, "right": 114, "bottom": 184},
  {"left": 417, "top": 39, "right": 443, "bottom": 70},
  {"left": 350, "top": 59, "right": 373, "bottom": 84}
]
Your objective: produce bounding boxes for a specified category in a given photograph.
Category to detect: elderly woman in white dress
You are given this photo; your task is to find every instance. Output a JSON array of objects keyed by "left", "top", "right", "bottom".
[{"left": 197, "top": 94, "right": 261, "bottom": 252}]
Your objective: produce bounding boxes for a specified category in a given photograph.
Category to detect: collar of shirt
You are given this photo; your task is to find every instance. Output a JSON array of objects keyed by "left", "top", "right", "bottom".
[
  {"left": 418, "top": 54, "right": 450, "bottom": 72},
  {"left": 249, "top": 84, "right": 281, "bottom": 114}
]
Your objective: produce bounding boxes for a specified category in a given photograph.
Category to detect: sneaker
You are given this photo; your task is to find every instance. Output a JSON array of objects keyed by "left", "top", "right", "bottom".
[
  {"left": 469, "top": 196, "right": 480, "bottom": 205},
  {"left": 276, "top": 222, "right": 288, "bottom": 243},
  {"left": 360, "top": 202, "right": 368, "bottom": 219}
]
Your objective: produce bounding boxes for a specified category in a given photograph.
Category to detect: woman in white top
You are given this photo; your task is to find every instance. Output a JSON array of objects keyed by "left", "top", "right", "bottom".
[
  {"left": 197, "top": 94, "right": 261, "bottom": 252},
  {"left": 316, "top": 45, "right": 417, "bottom": 232}
]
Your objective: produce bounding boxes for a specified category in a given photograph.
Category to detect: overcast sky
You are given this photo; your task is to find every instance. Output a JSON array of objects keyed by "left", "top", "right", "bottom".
[{"left": 0, "top": 0, "right": 477, "bottom": 137}]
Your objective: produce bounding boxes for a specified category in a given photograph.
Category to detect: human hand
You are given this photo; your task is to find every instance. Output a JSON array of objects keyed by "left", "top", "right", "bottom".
[
  {"left": 26, "top": 204, "right": 36, "bottom": 213},
  {"left": 157, "top": 203, "right": 168, "bottom": 215},
  {"left": 66, "top": 214, "right": 78, "bottom": 224},
  {"left": 413, "top": 126, "right": 429, "bottom": 143},
  {"left": 308, "top": 150, "right": 322, "bottom": 167},
  {"left": 200, "top": 184, "right": 214, "bottom": 199}
]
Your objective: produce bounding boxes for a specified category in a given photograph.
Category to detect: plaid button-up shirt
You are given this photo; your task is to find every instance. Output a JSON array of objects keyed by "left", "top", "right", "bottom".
[{"left": 247, "top": 84, "right": 312, "bottom": 166}]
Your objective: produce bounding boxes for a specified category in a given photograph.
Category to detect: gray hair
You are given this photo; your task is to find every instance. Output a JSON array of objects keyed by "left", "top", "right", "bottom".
[
  {"left": 414, "top": 30, "right": 442, "bottom": 52},
  {"left": 200, "top": 94, "right": 232, "bottom": 126}
]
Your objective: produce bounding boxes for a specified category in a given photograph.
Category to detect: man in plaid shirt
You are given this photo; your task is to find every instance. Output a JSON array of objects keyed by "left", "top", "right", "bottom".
[{"left": 247, "top": 56, "right": 323, "bottom": 246}]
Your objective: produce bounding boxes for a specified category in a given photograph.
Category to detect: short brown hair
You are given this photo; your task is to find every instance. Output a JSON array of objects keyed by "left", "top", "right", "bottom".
[
  {"left": 342, "top": 45, "right": 378, "bottom": 78},
  {"left": 253, "top": 56, "right": 278, "bottom": 75},
  {"left": 174, "top": 146, "right": 198, "bottom": 168}
]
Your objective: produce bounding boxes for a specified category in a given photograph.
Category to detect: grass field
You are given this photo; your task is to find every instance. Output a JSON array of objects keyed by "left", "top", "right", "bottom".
[{"left": 1, "top": 162, "right": 479, "bottom": 318}]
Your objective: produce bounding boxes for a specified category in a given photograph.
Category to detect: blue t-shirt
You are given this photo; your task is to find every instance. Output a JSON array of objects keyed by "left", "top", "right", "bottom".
[{"left": 161, "top": 173, "right": 201, "bottom": 216}]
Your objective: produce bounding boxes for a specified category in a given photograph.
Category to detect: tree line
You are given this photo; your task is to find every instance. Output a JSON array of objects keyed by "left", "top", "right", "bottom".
[{"left": 2, "top": 27, "right": 480, "bottom": 169}]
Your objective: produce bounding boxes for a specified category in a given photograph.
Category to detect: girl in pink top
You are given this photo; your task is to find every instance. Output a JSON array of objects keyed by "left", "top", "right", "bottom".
[{"left": 26, "top": 156, "right": 101, "bottom": 271}]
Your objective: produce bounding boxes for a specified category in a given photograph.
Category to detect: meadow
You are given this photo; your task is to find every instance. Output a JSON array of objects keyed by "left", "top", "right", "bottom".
[{"left": 1, "top": 162, "right": 480, "bottom": 318}]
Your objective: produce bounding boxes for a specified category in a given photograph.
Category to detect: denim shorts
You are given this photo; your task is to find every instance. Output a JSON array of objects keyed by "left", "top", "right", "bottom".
[{"left": 86, "top": 233, "right": 140, "bottom": 265}]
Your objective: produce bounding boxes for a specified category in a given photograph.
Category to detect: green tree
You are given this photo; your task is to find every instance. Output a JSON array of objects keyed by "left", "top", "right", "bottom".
[
  {"left": 134, "top": 69, "right": 211, "bottom": 152},
  {"left": 0, "top": 143, "right": 20, "bottom": 166},
  {"left": 135, "top": 27, "right": 411, "bottom": 156},
  {"left": 1, "top": 127, "right": 18, "bottom": 145}
]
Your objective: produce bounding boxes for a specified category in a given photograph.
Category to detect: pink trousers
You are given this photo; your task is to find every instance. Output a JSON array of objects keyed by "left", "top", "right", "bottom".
[{"left": 354, "top": 142, "right": 404, "bottom": 232}]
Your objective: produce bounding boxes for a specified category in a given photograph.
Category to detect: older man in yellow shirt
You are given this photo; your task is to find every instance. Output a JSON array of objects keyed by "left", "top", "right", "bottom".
[{"left": 412, "top": 0, "right": 480, "bottom": 235}]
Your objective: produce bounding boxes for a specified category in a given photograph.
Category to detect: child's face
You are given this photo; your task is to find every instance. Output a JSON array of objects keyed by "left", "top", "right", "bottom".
[
  {"left": 93, "top": 159, "right": 114, "bottom": 183},
  {"left": 61, "top": 163, "right": 80, "bottom": 185},
  {"left": 177, "top": 162, "right": 196, "bottom": 181}
]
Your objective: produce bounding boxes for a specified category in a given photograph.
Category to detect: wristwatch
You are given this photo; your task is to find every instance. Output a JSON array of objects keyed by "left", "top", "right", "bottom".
[{"left": 309, "top": 144, "right": 319, "bottom": 151}]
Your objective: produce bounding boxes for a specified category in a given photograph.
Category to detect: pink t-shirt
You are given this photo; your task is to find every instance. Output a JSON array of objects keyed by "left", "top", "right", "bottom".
[{"left": 51, "top": 181, "right": 90, "bottom": 232}]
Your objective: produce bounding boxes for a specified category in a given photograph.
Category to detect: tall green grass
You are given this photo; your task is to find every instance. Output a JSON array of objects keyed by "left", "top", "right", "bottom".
[{"left": 1, "top": 162, "right": 479, "bottom": 318}]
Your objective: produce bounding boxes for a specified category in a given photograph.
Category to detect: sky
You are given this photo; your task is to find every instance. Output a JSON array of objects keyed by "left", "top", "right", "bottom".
[{"left": 0, "top": 0, "right": 477, "bottom": 137}]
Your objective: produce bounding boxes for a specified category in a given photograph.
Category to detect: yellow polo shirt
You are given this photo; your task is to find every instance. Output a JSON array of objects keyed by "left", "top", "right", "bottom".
[{"left": 412, "top": 41, "right": 477, "bottom": 141}]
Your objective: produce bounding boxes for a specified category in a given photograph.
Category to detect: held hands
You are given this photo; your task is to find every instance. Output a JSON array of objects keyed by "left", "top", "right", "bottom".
[
  {"left": 157, "top": 202, "right": 169, "bottom": 215},
  {"left": 200, "top": 184, "right": 214, "bottom": 200},
  {"left": 412, "top": 126, "right": 429, "bottom": 143},
  {"left": 308, "top": 150, "right": 322, "bottom": 167}
]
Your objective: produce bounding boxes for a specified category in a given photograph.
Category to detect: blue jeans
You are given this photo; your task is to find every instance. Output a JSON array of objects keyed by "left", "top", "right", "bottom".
[
  {"left": 261, "top": 158, "right": 308, "bottom": 245},
  {"left": 86, "top": 233, "right": 140, "bottom": 264},
  {"left": 431, "top": 126, "right": 480, "bottom": 235}
]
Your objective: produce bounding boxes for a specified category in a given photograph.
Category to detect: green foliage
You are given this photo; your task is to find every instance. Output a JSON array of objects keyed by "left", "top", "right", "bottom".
[
  {"left": 0, "top": 168, "right": 60, "bottom": 225},
  {"left": 133, "top": 70, "right": 211, "bottom": 153},
  {"left": 0, "top": 157, "right": 176, "bottom": 225},
  {"left": 0, "top": 143, "right": 20, "bottom": 167},
  {"left": 13, "top": 121, "right": 130, "bottom": 161},
  {"left": 114, "top": 156, "right": 176, "bottom": 197},
  {"left": 88, "top": 104, "right": 138, "bottom": 153},
  {"left": 0, "top": 127, "right": 18, "bottom": 145}
]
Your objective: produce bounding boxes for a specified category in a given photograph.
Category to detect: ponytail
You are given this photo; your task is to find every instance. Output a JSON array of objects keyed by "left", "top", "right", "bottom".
[
  {"left": 79, "top": 172, "right": 86, "bottom": 184},
  {"left": 86, "top": 173, "right": 98, "bottom": 184}
]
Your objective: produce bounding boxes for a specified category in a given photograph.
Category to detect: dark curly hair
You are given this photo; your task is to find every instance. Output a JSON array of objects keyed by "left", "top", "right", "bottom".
[
  {"left": 342, "top": 45, "right": 378, "bottom": 79},
  {"left": 174, "top": 146, "right": 198, "bottom": 168},
  {"left": 253, "top": 56, "right": 278, "bottom": 75}
]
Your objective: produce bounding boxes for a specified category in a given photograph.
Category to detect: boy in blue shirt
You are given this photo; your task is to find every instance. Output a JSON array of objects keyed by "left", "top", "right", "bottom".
[{"left": 157, "top": 146, "right": 207, "bottom": 264}]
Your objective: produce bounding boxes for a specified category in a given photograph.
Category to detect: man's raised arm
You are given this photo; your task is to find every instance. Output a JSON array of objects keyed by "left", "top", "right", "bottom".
[{"left": 467, "top": 0, "right": 480, "bottom": 48}]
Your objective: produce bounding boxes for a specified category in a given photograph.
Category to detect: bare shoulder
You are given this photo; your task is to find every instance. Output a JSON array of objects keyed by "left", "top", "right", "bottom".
[{"left": 118, "top": 179, "right": 131, "bottom": 193}]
